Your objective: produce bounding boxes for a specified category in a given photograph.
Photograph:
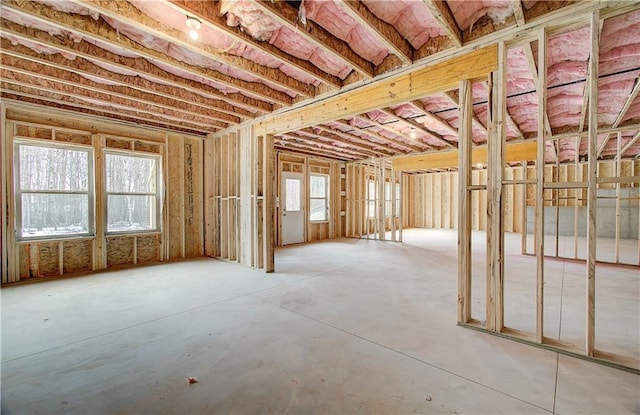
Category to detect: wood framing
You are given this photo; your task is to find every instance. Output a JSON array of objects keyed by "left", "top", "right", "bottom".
[{"left": 257, "top": 45, "right": 498, "bottom": 135}]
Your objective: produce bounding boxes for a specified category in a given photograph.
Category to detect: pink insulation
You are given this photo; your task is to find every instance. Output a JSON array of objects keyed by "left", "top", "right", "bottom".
[
  {"left": 621, "top": 93, "right": 640, "bottom": 125},
  {"left": 222, "top": 0, "right": 352, "bottom": 79},
  {"left": 506, "top": 46, "right": 535, "bottom": 95},
  {"left": 448, "top": 1, "right": 513, "bottom": 31},
  {"left": 304, "top": 0, "right": 389, "bottom": 65},
  {"left": 392, "top": 103, "right": 457, "bottom": 141},
  {"left": 507, "top": 93, "right": 537, "bottom": 134},
  {"left": 597, "top": 72, "right": 640, "bottom": 126},
  {"left": 547, "top": 26, "right": 589, "bottom": 85},
  {"left": 129, "top": 0, "right": 319, "bottom": 87},
  {"left": 547, "top": 86, "right": 584, "bottom": 129},
  {"left": 599, "top": 9, "right": 640, "bottom": 75},
  {"left": 362, "top": 0, "right": 445, "bottom": 49}
]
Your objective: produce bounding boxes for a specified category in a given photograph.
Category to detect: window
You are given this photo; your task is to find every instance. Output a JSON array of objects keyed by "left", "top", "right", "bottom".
[
  {"left": 105, "top": 152, "right": 161, "bottom": 233},
  {"left": 15, "top": 141, "right": 93, "bottom": 240},
  {"left": 395, "top": 183, "right": 401, "bottom": 216},
  {"left": 384, "top": 181, "right": 392, "bottom": 217},
  {"left": 366, "top": 179, "right": 376, "bottom": 219},
  {"left": 310, "top": 174, "right": 329, "bottom": 222}
]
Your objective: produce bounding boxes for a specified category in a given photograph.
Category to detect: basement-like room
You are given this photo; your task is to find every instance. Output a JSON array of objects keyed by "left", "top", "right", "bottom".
[{"left": 1, "top": 1, "right": 639, "bottom": 413}]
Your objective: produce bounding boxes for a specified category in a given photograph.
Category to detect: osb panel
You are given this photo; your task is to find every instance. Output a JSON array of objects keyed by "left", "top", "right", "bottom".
[
  {"left": 133, "top": 140, "right": 160, "bottom": 154},
  {"left": 62, "top": 240, "right": 92, "bottom": 274},
  {"left": 106, "top": 137, "right": 131, "bottom": 150},
  {"left": 15, "top": 125, "right": 52, "bottom": 140},
  {"left": 55, "top": 132, "right": 92, "bottom": 145},
  {"left": 137, "top": 235, "right": 159, "bottom": 264},
  {"left": 38, "top": 242, "right": 60, "bottom": 276},
  {"left": 18, "top": 245, "right": 29, "bottom": 279},
  {"left": 106, "top": 237, "right": 134, "bottom": 267}
]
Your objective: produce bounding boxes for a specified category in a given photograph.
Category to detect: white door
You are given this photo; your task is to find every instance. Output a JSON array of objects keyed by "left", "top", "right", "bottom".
[{"left": 281, "top": 172, "right": 305, "bottom": 245}]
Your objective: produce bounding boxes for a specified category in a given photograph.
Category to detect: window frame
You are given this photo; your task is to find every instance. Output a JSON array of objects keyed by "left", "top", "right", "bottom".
[
  {"left": 14, "top": 139, "right": 95, "bottom": 241},
  {"left": 104, "top": 149, "right": 163, "bottom": 235},
  {"left": 309, "top": 173, "right": 329, "bottom": 223}
]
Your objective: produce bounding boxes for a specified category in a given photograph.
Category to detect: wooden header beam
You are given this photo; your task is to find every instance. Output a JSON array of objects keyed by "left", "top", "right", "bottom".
[
  {"left": 257, "top": 45, "right": 498, "bottom": 135},
  {"left": 392, "top": 140, "right": 537, "bottom": 171}
]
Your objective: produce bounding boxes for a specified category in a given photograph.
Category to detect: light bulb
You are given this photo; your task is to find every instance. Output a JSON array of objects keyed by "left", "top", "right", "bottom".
[
  {"left": 409, "top": 128, "right": 418, "bottom": 140},
  {"left": 186, "top": 16, "right": 201, "bottom": 41}
]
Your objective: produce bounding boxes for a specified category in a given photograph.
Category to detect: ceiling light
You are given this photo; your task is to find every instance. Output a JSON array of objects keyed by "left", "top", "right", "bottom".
[
  {"left": 186, "top": 16, "right": 201, "bottom": 40},
  {"left": 409, "top": 128, "right": 418, "bottom": 140}
]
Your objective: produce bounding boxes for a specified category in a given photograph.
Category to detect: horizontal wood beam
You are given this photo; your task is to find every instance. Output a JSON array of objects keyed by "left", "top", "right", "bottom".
[
  {"left": 392, "top": 140, "right": 537, "bottom": 171},
  {"left": 279, "top": 132, "right": 369, "bottom": 159},
  {"left": 257, "top": 45, "right": 498, "bottom": 135}
]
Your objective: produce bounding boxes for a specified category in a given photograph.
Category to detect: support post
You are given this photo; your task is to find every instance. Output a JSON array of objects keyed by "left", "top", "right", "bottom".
[
  {"left": 535, "top": 30, "right": 547, "bottom": 343},
  {"left": 586, "top": 10, "right": 599, "bottom": 356},
  {"left": 263, "top": 134, "right": 275, "bottom": 272},
  {"left": 458, "top": 79, "right": 473, "bottom": 324}
]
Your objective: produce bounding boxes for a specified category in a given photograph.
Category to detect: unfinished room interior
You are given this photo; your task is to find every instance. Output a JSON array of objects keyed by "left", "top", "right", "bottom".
[{"left": 1, "top": 0, "right": 639, "bottom": 413}]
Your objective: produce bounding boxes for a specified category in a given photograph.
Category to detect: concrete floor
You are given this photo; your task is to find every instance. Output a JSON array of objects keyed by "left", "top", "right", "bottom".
[{"left": 1, "top": 229, "right": 638, "bottom": 414}]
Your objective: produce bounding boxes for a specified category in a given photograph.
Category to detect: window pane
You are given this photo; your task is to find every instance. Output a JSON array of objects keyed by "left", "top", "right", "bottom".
[
  {"left": 310, "top": 199, "right": 327, "bottom": 221},
  {"left": 310, "top": 175, "right": 326, "bottom": 198},
  {"left": 21, "top": 193, "right": 89, "bottom": 237},
  {"left": 19, "top": 145, "right": 89, "bottom": 191},
  {"left": 385, "top": 182, "right": 391, "bottom": 200},
  {"left": 285, "top": 178, "right": 301, "bottom": 211},
  {"left": 106, "top": 154, "right": 157, "bottom": 193},
  {"left": 107, "top": 195, "right": 156, "bottom": 232},
  {"left": 367, "top": 201, "right": 376, "bottom": 218},
  {"left": 367, "top": 181, "right": 376, "bottom": 199}
]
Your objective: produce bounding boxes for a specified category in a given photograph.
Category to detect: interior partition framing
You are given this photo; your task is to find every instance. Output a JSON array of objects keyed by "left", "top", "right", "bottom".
[{"left": 457, "top": 11, "right": 639, "bottom": 373}]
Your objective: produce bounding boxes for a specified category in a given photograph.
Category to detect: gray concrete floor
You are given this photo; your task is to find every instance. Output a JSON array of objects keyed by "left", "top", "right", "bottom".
[{"left": 1, "top": 229, "right": 639, "bottom": 414}]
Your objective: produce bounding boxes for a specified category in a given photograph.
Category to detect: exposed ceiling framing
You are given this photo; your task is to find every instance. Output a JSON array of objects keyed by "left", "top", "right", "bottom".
[{"left": 1, "top": 0, "right": 639, "bottom": 164}]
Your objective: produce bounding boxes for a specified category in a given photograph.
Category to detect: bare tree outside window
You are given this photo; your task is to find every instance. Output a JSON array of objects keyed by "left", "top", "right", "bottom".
[
  {"left": 105, "top": 152, "right": 161, "bottom": 233},
  {"left": 15, "top": 141, "right": 93, "bottom": 239}
]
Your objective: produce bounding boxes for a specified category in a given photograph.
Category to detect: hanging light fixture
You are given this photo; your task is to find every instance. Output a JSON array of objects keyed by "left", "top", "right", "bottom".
[{"left": 186, "top": 16, "right": 201, "bottom": 40}]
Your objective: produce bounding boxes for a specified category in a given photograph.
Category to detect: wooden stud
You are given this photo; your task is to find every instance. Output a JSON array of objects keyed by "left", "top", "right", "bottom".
[
  {"left": 458, "top": 79, "right": 473, "bottom": 324},
  {"left": 264, "top": 134, "right": 275, "bottom": 272},
  {"left": 586, "top": 10, "right": 599, "bottom": 357},
  {"left": 535, "top": 28, "right": 547, "bottom": 344},
  {"left": 615, "top": 132, "right": 622, "bottom": 263}
]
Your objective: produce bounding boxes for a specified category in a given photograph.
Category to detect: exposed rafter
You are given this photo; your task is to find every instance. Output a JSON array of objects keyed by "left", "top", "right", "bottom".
[
  {"left": 443, "top": 90, "right": 488, "bottom": 137},
  {"left": 347, "top": 116, "right": 428, "bottom": 153},
  {"left": 289, "top": 130, "right": 380, "bottom": 159},
  {"left": 1, "top": 1, "right": 292, "bottom": 105},
  {"left": 1, "top": 40, "right": 254, "bottom": 120},
  {"left": 423, "top": 0, "right": 463, "bottom": 47},
  {"left": 380, "top": 108, "right": 453, "bottom": 149},
  {"left": 340, "top": 0, "right": 413, "bottom": 65},
  {"left": 252, "top": 0, "right": 374, "bottom": 78},
  {"left": 311, "top": 125, "right": 397, "bottom": 157},
  {"left": 275, "top": 138, "right": 356, "bottom": 161},
  {"left": 1, "top": 87, "right": 215, "bottom": 134},
  {"left": 619, "top": 131, "right": 640, "bottom": 159},
  {"left": 164, "top": 0, "right": 342, "bottom": 89},
  {"left": 0, "top": 21, "right": 273, "bottom": 114},
  {"left": 279, "top": 133, "right": 365, "bottom": 159},
  {"left": 0, "top": 57, "right": 237, "bottom": 126},
  {"left": 75, "top": 0, "right": 313, "bottom": 98},
  {"left": 597, "top": 74, "right": 640, "bottom": 157},
  {"left": 512, "top": 1, "right": 526, "bottom": 26},
  {"left": 1, "top": 73, "right": 227, "bottom": 130}
]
